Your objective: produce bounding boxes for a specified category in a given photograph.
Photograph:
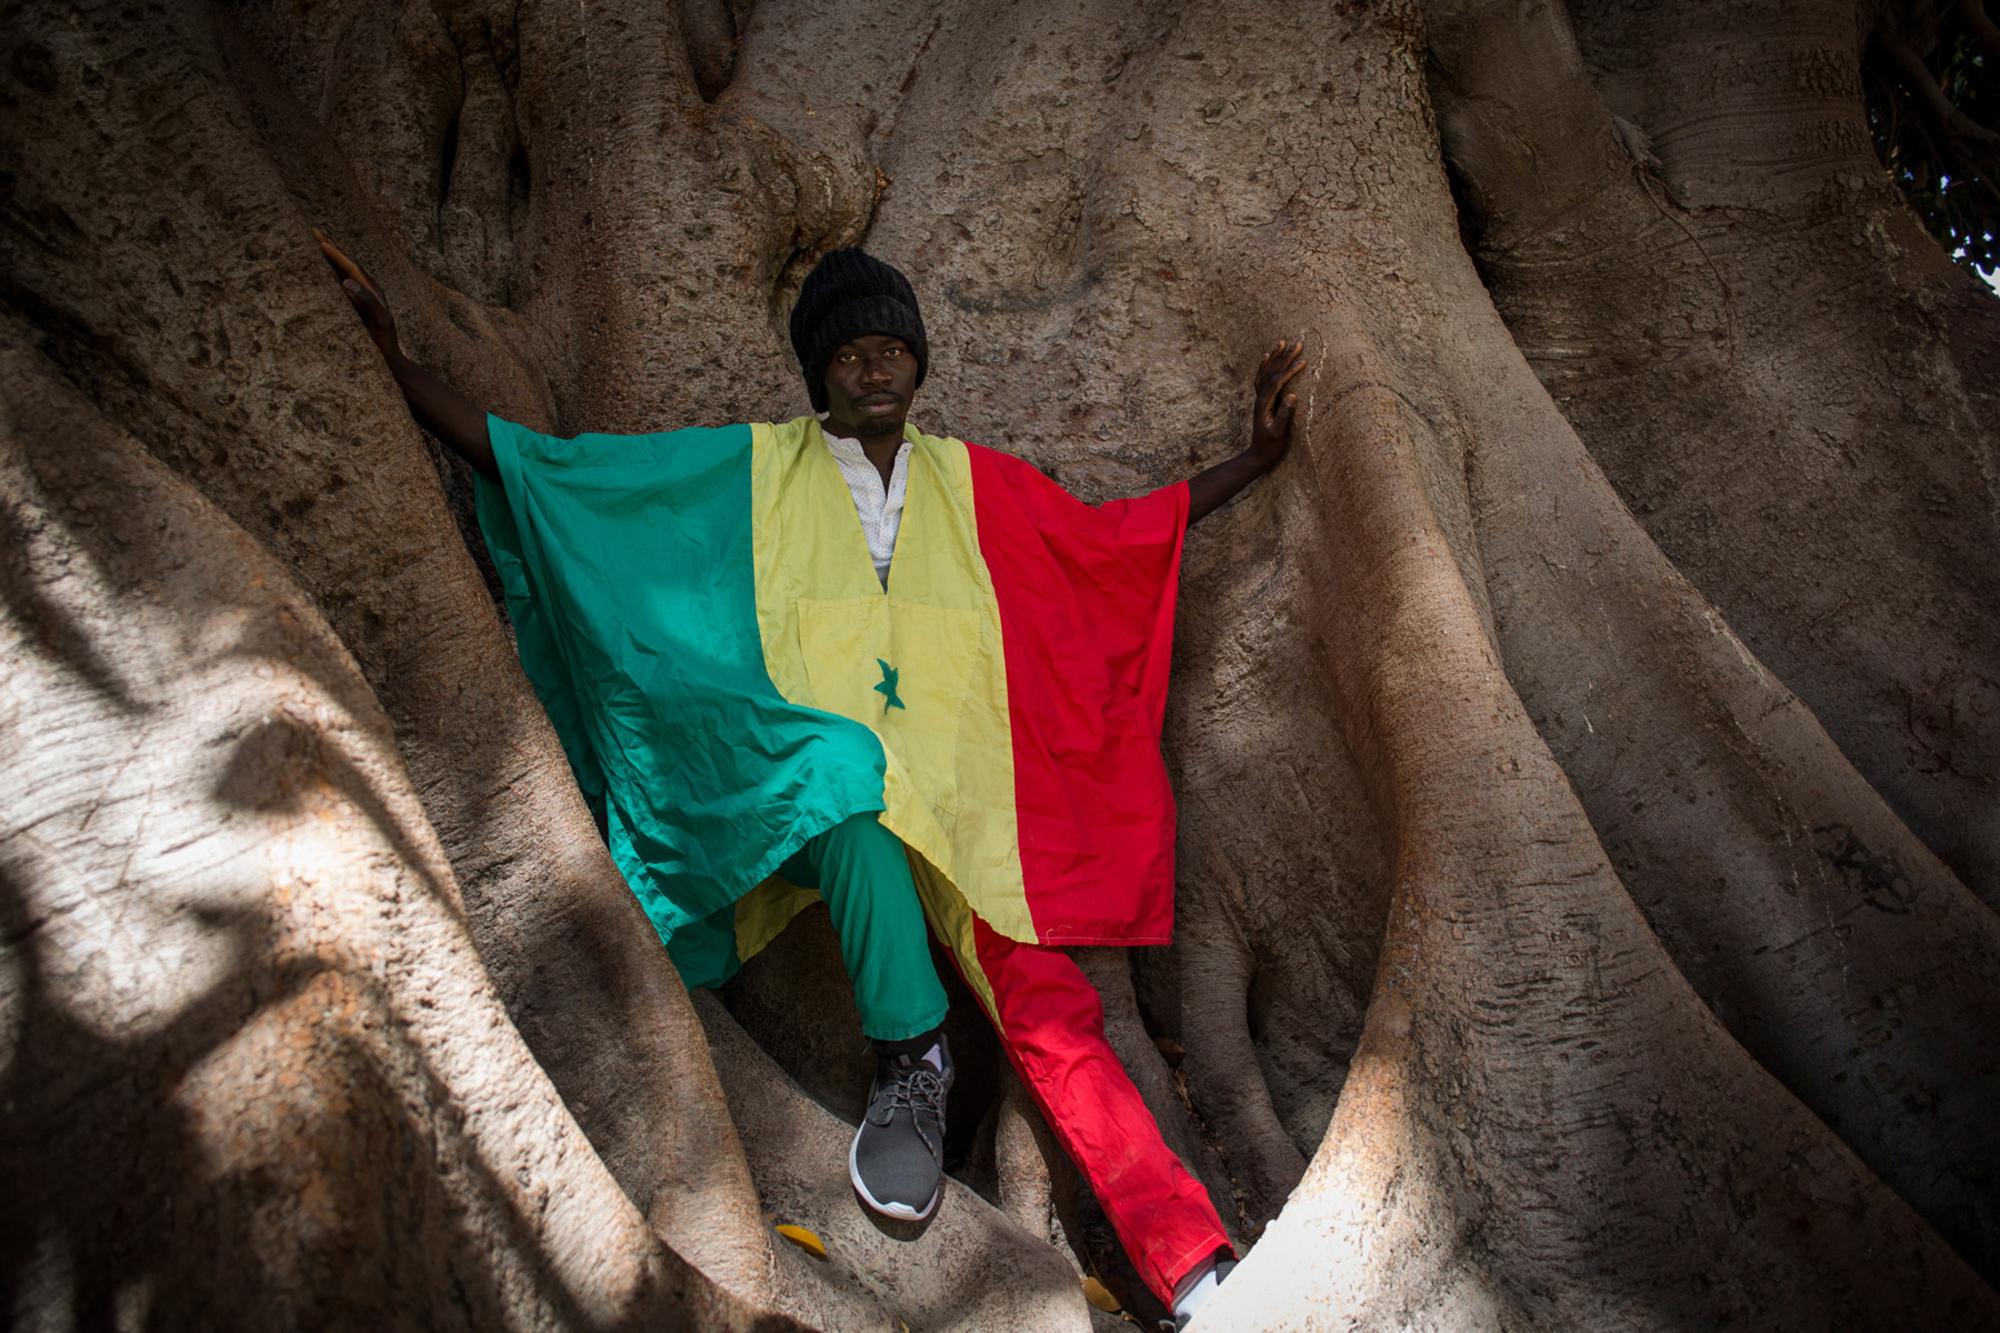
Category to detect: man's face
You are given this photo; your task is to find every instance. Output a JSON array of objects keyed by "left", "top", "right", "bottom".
[{"left": 822, "top": 334, "right": 918, "bottom": 439}]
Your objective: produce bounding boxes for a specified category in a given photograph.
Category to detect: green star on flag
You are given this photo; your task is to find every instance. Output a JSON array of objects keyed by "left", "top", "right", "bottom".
[{"left": 874, "top": 658, "right": 905, "bottom": 711}]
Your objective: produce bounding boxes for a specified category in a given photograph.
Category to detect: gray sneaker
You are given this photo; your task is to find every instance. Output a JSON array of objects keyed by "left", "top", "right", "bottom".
[{"left": 849, "top": 1034, "right": 953, "bottom": 1220}]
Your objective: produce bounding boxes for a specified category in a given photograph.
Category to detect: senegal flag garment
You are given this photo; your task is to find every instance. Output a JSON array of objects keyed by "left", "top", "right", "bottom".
[{"left": 475, "top": 415, "right": 1188, "bottom": 989}]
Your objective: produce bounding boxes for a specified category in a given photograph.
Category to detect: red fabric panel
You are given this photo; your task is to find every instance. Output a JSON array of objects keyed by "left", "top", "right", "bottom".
[
  {"left": 960, "top": 914, "right": 1231, "bottom": 1305},
  {"left": 965, "top": 444, "right": 1188, "bottom": 944}
]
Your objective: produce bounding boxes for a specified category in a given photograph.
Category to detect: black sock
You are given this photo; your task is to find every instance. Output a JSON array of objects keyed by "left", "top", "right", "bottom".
[{"left": 873, "top": 1024, "right": 944, "bottom": 1060}]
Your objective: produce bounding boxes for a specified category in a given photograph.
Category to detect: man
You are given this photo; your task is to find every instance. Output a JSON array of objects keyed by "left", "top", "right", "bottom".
[{"left": 320, "top": 234, "right": 1304, "bottom": 1329}]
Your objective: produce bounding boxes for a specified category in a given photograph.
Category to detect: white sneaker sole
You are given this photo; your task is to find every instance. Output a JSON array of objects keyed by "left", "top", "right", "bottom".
[{"left": 848, "top": 1127, "right": 943, "bottom": 1222}]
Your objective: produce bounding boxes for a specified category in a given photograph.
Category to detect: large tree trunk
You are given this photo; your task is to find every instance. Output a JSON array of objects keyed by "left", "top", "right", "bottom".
[
  {"left": 3, "top": 0, "right": 1994, "bottom": 1328},
  {"left": 0, "top": 341, "right": 788, "bottom": 1330}
]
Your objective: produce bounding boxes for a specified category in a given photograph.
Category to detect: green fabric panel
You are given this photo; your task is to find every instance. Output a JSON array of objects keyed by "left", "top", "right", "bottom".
[
  {"left": 777, "top": 812, "right": 948, "bottom": 1042},
  {"left": 473, "top": 415, "right": 890, "bottom": 986},
  {"left": 662, "top": 902, "right": 745, "bottom": 994}
]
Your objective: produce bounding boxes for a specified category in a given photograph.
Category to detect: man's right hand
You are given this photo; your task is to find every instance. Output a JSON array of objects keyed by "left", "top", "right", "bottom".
[
  {"left": 316, "top": 230, "right": 401, "bottom": 363},
  {"left": 311, "top": 228, "right": 499, "bottom": 479}
]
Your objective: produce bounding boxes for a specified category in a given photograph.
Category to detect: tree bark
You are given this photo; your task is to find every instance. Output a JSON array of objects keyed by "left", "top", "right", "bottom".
[
  {"left": 3, "top": 0, "right": 1995, "bottom": 1327},
  {"left": 0, "top": 341, "right": 789, "bottom": 1330}
]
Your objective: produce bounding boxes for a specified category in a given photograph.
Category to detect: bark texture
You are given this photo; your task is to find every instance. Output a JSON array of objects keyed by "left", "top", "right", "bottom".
[{"left": 2, "top": 0, "right": 1995, "bottom": 1328}]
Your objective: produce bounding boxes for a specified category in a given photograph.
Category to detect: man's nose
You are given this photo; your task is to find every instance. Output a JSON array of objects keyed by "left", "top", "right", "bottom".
[{"left": 860, "top": 358, "right": 891, "bottom": 385}]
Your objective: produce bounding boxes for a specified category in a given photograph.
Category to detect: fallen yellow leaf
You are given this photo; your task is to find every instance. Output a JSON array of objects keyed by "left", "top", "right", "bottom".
[
  {"left": 774, "top": 1223, "right": 827, "bottom": 1259},
  {"left": 1082, "top": 1274, "right": 1121, "bottom": 1313}
]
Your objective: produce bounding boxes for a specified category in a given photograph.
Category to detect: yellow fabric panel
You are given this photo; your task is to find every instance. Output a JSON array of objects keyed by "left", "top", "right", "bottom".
[
  {"left": 908, "top": 852, "right": 1002, "bottom": 1035},
  {"left": 732, "top": 876, "right": 823, "bottom": 964},
  {"left": 750, "top": 419, "right": 1033, "bottom": 944}
]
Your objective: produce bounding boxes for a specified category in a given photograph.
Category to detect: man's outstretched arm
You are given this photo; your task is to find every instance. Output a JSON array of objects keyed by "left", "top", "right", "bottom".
[
  {"left": 1186, "top": 338, "right": 1307, "bottom": 524},
  {"left": 316, "top": 230, "right": 497, "bottom": 480}
]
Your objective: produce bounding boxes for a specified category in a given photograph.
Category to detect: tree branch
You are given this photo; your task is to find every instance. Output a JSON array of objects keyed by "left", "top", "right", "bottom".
[
  {"left": 1959, "top": 0, "right": 2000, "bottom": 58},
  {"left": 1873, "top": 21, "right": 2000, "bottom": 173}
]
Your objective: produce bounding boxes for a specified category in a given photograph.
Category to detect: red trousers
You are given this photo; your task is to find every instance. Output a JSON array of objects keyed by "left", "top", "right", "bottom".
[{"left": 924, "top": 888, "right": 1233, "bottom": 1306}]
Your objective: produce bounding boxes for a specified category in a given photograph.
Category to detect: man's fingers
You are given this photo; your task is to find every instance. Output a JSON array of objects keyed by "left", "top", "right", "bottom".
[
  {"left": 1256, "top": 339, "right": 1303, "bottom": 379},
  {"left": 1263, "top": 344, "right": 1307, "bottom": 393},
  {"left": 1274, "top": 356, "right": 1307, "bottom": 396},
  {"left": 1255, "top": 340, "right": 1291, "bottom": 392},
  {"left": 1256, "top": 370, "right": 1280, "bottom": 417},
  {"left": 314, "top": 228, "right": 383, "bottom": 300},
  {"left": 314, "top": 229, "right": 357, "bottom": 278},
  {"left": 1255, "top": 340, "right": 1308, "bottom": 421}
]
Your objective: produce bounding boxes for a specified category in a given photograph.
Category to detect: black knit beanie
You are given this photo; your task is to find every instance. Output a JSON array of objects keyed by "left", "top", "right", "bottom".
[{"left": 789, "top": 248, "right": 929, "bottom": 411}]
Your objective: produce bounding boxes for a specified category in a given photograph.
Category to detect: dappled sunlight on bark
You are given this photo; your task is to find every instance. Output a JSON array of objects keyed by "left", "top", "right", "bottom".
[
  {"left": 2, "top": 0, "right": 1995, "bottom": 1326},
  {"left": 0, "top": 355, "right": 786, "bottom": 1330}
]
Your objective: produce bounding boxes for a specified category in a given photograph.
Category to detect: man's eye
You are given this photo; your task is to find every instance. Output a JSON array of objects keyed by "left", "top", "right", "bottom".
[{"left": 884, "top": 347, "right": 902, "bottom": 357}]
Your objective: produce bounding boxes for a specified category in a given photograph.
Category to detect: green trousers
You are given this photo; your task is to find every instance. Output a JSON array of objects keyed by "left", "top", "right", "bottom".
[{"left": 778, "top": 812, "right": 949, "bottom": 1042}]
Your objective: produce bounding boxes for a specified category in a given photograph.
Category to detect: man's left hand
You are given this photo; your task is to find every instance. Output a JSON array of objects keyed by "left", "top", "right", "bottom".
[
  {"left": 1250, "top": 338, "right": 1308, "bottom": 470},
  {"left": 1183, "top": 336, "right": 1310, "bottom": 525}
]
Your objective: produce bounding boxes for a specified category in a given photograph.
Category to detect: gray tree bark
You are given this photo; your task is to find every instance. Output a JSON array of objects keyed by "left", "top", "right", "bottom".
[{"left": 2, "top": 0, "right": 1995, "bottom": 1328}]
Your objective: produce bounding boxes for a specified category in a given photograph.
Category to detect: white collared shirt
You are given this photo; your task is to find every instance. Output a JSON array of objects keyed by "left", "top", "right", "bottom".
[{"left": 819, "top": 424, "right": 909, "bottom": 587}]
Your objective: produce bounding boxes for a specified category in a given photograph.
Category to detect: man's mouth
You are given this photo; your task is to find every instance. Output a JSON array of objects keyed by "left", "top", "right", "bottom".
[{"left": 857, "top": 394, "right": 901, "bottom": 410}]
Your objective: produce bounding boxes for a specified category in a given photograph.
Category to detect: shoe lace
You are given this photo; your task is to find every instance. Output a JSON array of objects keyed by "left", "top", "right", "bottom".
[{"left": 883, "top": 1063, "right": 947, "bottom": 1122}]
